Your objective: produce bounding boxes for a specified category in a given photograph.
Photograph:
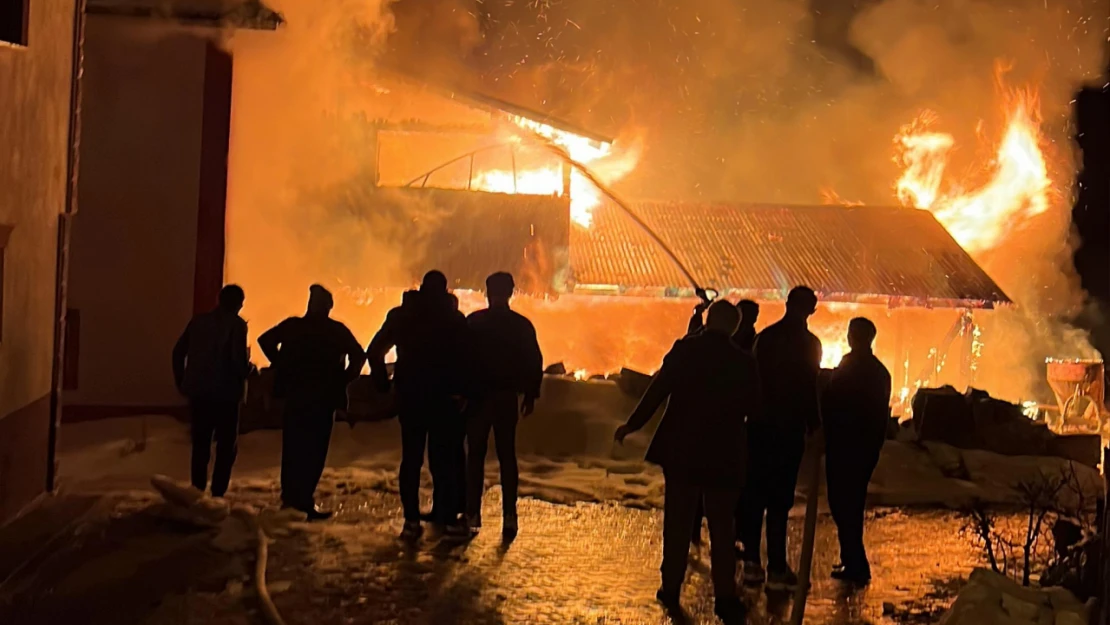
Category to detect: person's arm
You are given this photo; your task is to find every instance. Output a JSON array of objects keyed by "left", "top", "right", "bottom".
[
  {"left": 521, "top": 319, "right": 544, "bottom": 415},
  {"left": 615, "top": 345, "right": 678, "bottom": 442},
  {"left": 366, "top": 311, "right": 399, "bottom": 391},
  {"left": 875, "top": 368, "right": 893, "bottom": 446},
  {"left": 687, "top": 305, "right": 706, "bottom": 336},
  {"left": 172, "top": 321, "right": 192, "bottom": 393},
  {"left": 231, "top": 318, "right": 251, "bottom": 379},
  {"left": 341, "top": 326, "right": 367, "bottom": 382},
  {"left": 257, "top": 320, "right": 287, "bottom": 365},
  {"left": 805, "top": 336, "right": 823, "bottom": 433}
]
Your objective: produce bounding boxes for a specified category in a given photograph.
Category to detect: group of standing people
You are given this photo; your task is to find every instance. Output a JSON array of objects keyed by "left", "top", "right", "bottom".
[
  {"left": 365, "top": 270, "right": 542, "bottom": 540},
  {"left": 173, "top": 278, "right": 892, "bottom": 623},
  {"left": 173, "top": 270, "right": 543, "bottom": 537},
  {"left": 614, "top": 286, "right": 891, "bottom": 623}
]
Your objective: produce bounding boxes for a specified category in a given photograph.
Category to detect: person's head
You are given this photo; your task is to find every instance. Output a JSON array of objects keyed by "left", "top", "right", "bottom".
[
  {"left": 705, "top": 300, "right": 741, "bottom": 336},
  {"left": 420, "top": 270, "right": 448, "bottom": 294},
  {"left": 737, "top": 299, "right": 759, "bottom": 327},
  {"left": 848, "top": 317, "right": 878, "bottom": 351},
  {"left": 218, "top": 284, "right": 245, "bottom": 314},
  {"left": 485, "top": 272, "right": 515, "bottom": 307},
  {"left": 307, "top": 284, "right": 334, "bottom": 317},
  {"left": 785, "top": 286, "right": 818, "bottom": 319}
]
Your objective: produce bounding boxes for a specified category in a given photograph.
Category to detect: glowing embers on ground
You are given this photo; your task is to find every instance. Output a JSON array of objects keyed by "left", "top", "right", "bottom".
[
  {"left": 894, "top": 80, "right": 1051, "bottom": 254},
  {"left": 470, "top": 116, "right": 641, "bottom": 229}
]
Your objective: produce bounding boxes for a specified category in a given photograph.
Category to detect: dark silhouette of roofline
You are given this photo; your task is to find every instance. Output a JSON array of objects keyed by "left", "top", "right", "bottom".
[{"left": 86, "top": 0, "right": 283, "bottom": 30}]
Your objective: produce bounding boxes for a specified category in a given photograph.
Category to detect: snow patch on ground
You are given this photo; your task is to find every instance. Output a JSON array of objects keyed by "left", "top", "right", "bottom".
[
  {"left": 58, "top": 407, "right": 1103, "bottom": 513},
  {"left": 938, "top": 568, "right": 1094, "bottom": 625}
]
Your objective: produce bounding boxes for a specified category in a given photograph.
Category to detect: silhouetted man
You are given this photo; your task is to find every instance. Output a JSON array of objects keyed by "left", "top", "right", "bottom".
[
  {"left": 742, "top": 286, "right": 822, "bottom": 589},
  {"left": 734, "top": 300, "right": 760, "bottom": 351},
  {"left": 614, "top": 301, "right": 761, "bottom": 624},
  {"left": 686, "top": 297, "right": 760, "bottom": 547},
  {"left": 463, "top": 272, "right": 543, "bottom": 539},
  {"left": 173, "top": 284, "right": 252, "bottom": 498},
  {"left": 687, "top": 298, "right": 760, "bottom": 350},
  {"left": 258, "top": 285, "right": 365, "bottom": 520},
  {"left": 823, "top": 317, "right": 890, "bottom": 584},
  {"left": 367, "top": 270, "right": 468, "bottom": 539}
]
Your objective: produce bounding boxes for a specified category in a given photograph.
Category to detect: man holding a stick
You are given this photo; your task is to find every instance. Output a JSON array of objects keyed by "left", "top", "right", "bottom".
[{"left": 741, "top": 286, "right": 822, "bottom": 590}]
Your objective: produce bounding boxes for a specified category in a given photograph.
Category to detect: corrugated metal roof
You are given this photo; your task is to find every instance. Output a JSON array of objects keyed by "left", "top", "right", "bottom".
[{"left": 569, "top": 201, "right": 1010, "bottom": 309}]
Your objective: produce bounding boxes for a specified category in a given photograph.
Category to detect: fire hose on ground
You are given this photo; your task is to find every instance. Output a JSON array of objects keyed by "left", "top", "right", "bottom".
[{"left": 253, "top": 521, "right": 286, "bottom": 625}]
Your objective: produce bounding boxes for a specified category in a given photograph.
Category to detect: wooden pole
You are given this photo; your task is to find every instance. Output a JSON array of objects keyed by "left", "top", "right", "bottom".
[
  {"left": 1100, "top": 444, "right": 1109, "bottom": 625},
  {"left": 789, "top": 440, "right": 823, "bottom": 625}
]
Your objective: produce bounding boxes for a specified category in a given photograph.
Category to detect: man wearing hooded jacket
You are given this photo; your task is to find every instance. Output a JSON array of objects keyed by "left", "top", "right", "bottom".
[{"left": 367, "top": 270, "right": 469, "bottom": 539}]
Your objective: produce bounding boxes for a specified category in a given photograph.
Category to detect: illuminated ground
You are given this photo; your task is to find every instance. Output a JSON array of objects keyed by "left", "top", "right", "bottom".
[
  {"left": 0, "top": 479, "right": 979, "bottom": 625},
  {"left": 3, "top": 414, "right": 1083, "bottom": 625}
]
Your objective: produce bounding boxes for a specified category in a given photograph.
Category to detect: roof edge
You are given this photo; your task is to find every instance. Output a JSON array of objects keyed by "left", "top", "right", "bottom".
[{"left": 376, "top": 63, "right": 614, "bottom": 145}]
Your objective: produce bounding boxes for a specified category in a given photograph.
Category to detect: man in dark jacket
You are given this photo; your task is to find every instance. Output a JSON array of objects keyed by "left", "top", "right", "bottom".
[
  {"left": 823, "top": 317, "right": 891, "bottom": 584},
  {"left": 173, "top": 285, "right": 252, "bottom": 497},
  {"left": 463, "top": 272, "right": 543, "bottom": 539},
  {"left": 686, "top": 297, "right": 760, "bottom": 547},
  {"left": 686, "top": 298, "right": 760, "bottom": 351},
  {"left": 367, "top": 270, "right": 469, "bottom": 539},
  {"left": 258, "top": 285, "right": 365, "bottom": 520},
  {"left": 733, "top": 300, "right": 760, "bottom": 351},
  {"left": 614, "top": 301, "right": 761, "bottom": 624},
  {"left": 742, "top": 286, "right": 822, "bottom": 589}
]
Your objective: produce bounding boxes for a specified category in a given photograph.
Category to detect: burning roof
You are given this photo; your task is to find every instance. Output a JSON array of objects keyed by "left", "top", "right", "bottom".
[{"left": 569, "top": 201, "right": 1011, "bottom": 309}]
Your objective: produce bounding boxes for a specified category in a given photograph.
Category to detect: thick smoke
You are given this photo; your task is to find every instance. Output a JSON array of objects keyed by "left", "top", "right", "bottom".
[
  {"left": 225, "top": 0, "right": 1107, "bottom": 400},
  {"left": 225, "top": 0, "right": 406, "bottom": 342}
]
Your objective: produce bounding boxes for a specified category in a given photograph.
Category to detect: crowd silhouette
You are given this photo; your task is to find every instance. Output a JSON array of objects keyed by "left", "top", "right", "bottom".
[{"left": 173, "top": 275, "right": 891, "bottom": 624}]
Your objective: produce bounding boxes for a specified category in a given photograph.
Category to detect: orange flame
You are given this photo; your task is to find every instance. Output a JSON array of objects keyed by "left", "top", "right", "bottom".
[
  {"left": 471, "top": 116, "right": 641, "bottom": 228},
  {"left": 894, "top": 84, "right": 1051, "bottom": 254},
  {"left": 819, "top": 188, "right": 865, "bottom": 207}
]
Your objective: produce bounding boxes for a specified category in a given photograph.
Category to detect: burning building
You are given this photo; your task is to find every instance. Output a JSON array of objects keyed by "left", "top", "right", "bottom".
[
  {"left": 59, "top": 0, "right": 1106, "bottom": 429},
  {"left": 225, "top": 68, "right": 1015, "bottom": 417}
]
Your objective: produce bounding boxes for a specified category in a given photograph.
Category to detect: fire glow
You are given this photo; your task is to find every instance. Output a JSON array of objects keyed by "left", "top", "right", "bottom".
[
  {"left": 327, "top": 73, "right": 1057, "bottom": 403},
  {"left": 471, "top": 116, "right": 641, "bottom": 228},
  {"left": 894, "top": 82, "right": 1051, "bottom": 254}
]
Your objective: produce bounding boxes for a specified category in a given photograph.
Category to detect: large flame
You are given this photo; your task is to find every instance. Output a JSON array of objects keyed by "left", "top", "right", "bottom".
[
  {"left": 471, "top": 116, "right": 641, "bottom": 228},
  {"left": 894, "top": 84, "right": 1051, "bottom": 253}
]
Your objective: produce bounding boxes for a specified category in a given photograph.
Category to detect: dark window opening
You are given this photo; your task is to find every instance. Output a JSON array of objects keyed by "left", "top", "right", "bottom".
[{"left": 0, "top": 0, "right": 29, "bottom": 46}]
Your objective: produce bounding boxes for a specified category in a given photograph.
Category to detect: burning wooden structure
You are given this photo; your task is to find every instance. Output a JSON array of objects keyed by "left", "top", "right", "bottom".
[
  {"left": 344, "top": 77, "right": 1013, "bottom": 416},
  {"left": 225, "top": 69, "right": 1023, "bottom": 416}
]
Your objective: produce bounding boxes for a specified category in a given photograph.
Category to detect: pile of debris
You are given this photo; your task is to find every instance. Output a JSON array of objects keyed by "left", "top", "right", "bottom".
[{"left": 912, "top": 387, "right": 1102, "bottom": 468}]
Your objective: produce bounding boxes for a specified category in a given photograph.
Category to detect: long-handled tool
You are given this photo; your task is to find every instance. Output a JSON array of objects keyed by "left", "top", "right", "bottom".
[
  {"left": 534, "top": 141, "right": 714, "bottom": 304},
  {"left": 790, "top": 439, "right": 823, "bottom": 624}
]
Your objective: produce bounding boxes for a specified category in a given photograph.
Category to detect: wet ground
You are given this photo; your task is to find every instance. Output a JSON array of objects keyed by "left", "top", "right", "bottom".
[{"left": 0, "top": 475, "right": 985, "bottom": 625}]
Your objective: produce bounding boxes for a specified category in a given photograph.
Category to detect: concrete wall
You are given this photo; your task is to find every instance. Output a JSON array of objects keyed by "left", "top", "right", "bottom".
[
  {"left": 0, "top": 1, "right": 75, "bottom": 522},
  {"left": 66, "top": 17, "right": 210, "bottom": 410}
]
